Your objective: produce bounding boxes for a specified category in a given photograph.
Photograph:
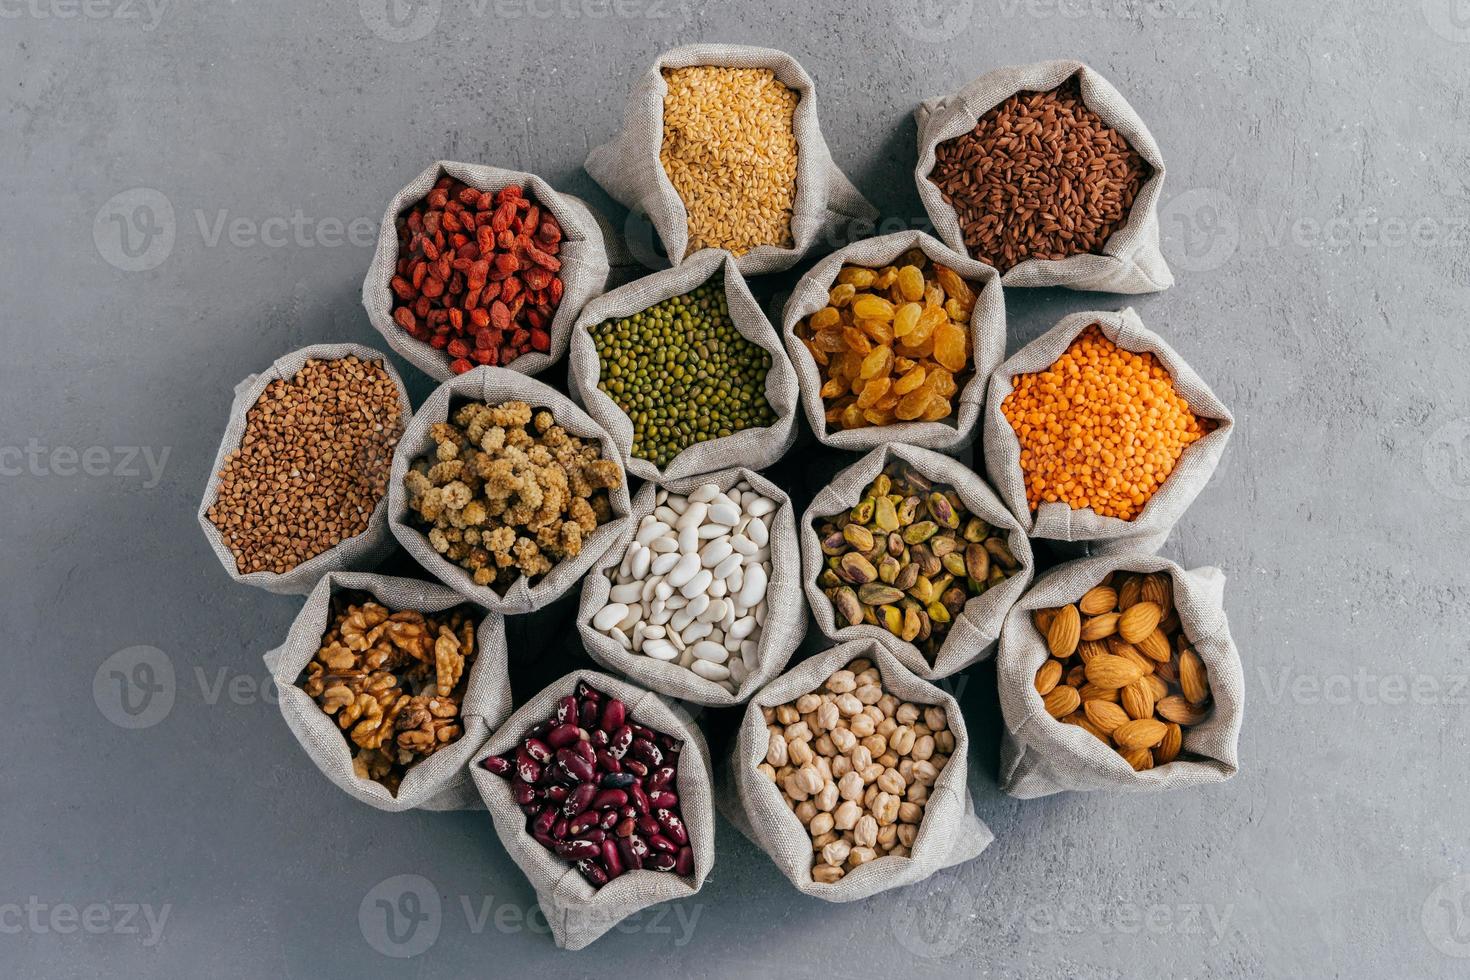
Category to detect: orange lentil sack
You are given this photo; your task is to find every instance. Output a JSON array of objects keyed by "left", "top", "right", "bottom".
[{"left": 1000, "top": 326, "right": 1215, "bottom": 521}]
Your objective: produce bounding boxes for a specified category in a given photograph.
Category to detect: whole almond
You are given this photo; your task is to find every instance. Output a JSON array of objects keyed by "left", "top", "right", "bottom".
[
  {"left": 1156, "top": 695, "right": 1209, "bottom": 726},
  {"left": 1136, "top": 628, "right": 1172, "bottom": 662},
  {"left": 1081, "top": 612, "right": 1120, "bottom": 641},
  {"left": 1121, "top": 679, "right": 1155, "bottom": 721},
  {"left": 1116, "top": 645, "right": 1156, "bottom": 676},
  {"left": 1065, "top": 714, "right": 1109, "bottom": 742},
  {"left": 1066, "top": 664, "right": 1086, "bottom": 687},
  {"left": 1121, "top": 746, "right": 1154, "bottom": 771},
  {"left": 1078, "top": 586, "right": 1118, "bottom": 616},
  {"left": 1156, "top": 722, "right": 1182, "bottom": 764},
  {"left": 1141, "top": 573, "right": 1172, "bottom": 612},
  {"left": 1031, "top": 607, "right": 1057, "bottom": 636},
  {"left": 1143, "top": 673, "right": 1169, "bottom": 701},
  {"left": 1077, "top": 640, "right": 1109, "bottom": 664},
  {"left": 1083, "top": 654, "right": 1143, "bottom": 690},
  {"left": 1179, "top": 649, "right": 1210, "bottom": 705},
  {"left": 1043, "top": 685, "right": 1081, "bottom": 719},
  {"left": 1118, "top": 601, "right": 1162, "bottom": 644},
  {"left": 1155, "top": 657, "right": 1179, "bottom": 685},
  {"left": 1034, "top": 659, "right": 1062, "bottom": 696},
  {"left": 1047, "top": 603, "right": 1081, "bottom": 659},
  {"left": 1113, "top": 718, "right": 1168, "bottom": 751},
  {"left": 1078, "top": 682, "right": 1120, "bottom": 703},
  {"left": 1083, "top": 699, "right": 1130, "bottom": 734},
  {"left": 1117, "top": 574, "right": 1144, "bottom": 610}
]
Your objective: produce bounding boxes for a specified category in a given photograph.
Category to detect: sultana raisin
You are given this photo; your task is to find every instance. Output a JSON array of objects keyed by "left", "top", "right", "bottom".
[
  {"left": 894, "top": 366, "right": 927, "bottom": 395},
  {"left": 897, "top": 265, "right": 925, "bottom": 301},
  {"left": 893, "top": 302, "right": 923, "bottom": 338},
  {"left": 933, "top": 322, "right": 968, "bottom": 372},
  {"left": 851, "top": 295, "right": 895, "bottom": 321}
]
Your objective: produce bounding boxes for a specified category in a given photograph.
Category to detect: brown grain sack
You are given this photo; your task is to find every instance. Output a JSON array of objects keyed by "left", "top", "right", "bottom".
[
  {"left": 928, "top": 75, "right": 1148, "bottom": 273},
  {"left": 207, "top": 355, "right": 404, "bottom": 576}
]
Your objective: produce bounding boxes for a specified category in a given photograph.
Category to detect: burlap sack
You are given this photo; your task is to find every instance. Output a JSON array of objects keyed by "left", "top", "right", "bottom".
[
  {"left": 584, "top": 43, "right": 877, "bottom": 276},
  {"left": 914, "top": 60, "right": 1172, "bottom": 294},
  {"left": 262, "top": 571, "right": 510, "bottom": 811},
  {"left": 576, "top": 467, "right": 806, "bottom": 707},
  {"left": 198, "top": 343, "right": 411, "bottom": 596},
  {"left": 780, "top": 230, "right": 1005, "bottom": 454},
  {"left": 387, "top": 366, "right": 632, "bottom": 615},
  {"left": 717, "top": 638, "right": 992, "bottom": 902},
  {"left": 983, "top": 307, "right": 1234, "bottom": 553},
  {"left": 470, "top": 670, "right": 715, "bottom": 950},
  {"left": 567, "top": 249, "right": 799, "bottom": 483},
  {"left": 362, "top": 160, "right": 611, "bottom": 382},
  {"left": 996, "top": 554, "right": 1244, "bottom": 798},
  {"left": 801, "top": 444, "right": 1033, "bottom": 681}
]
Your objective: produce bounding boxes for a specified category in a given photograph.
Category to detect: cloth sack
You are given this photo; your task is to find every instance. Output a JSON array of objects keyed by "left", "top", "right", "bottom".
[
  {"left": 362, "top": 160, "right": 612, "bottom": 381},
  {"left": 576, "top": 466, "right": 806, "bottom": 707},
  {"left": 584, "top": 43, "right": 877, "bottom": 276},
  {"left": 262, "top": 571, "right": 510, "bottom": 811},
  {"left": 470, "top": 670, "right": 715, "bottom": 950},
  {"left": 717, "top": 638, "right": 992, "bottom": 902},
  {"left": 914, "top": 59, "right": 1172, "bottom": 294},
  {"left": 387, "top": 366, "right": 633, "bottom": 614},
  {"left": 198, "top": 343, "right": 411, "bottom": 596},
  {"left": 801, "top": 444, "right": 1033, "bottom": 680},
  {"left": 780, "top": 230, "right": 1005, "bottom": 454},
  {"left": 568, "top": 249, "right": 799, "bottom": 484},
  {"left": 997, "top": 554, "right": 1245, "bottom": 798},
  {"left": 983, "top": 307, "right": 1234, "bottom": 553}
]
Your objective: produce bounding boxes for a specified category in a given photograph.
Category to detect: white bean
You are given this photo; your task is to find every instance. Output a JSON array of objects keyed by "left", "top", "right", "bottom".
[
  {"left": 691, "top": 659, "right": 730, "bottom": 681},
  {"left": 747, "top": 516, "right": 769, "bottom": 547},
  {"left": 738, "top": 564, "right": 767, "bottom": 609},
  {"left": 713, "top": 553, "right": 743, "bottom": 581},
  {"left": 692, "top": 641, "right": 728, "bottom": 664},
  {"left": 617, "top": 603, "right": 642, "bottom": 632},
  {"left": 729, "top": 616, "right": 757, "bottom": 641},
  {"left": 708, "top": 578, "right": 727, "bottom": 598},
  {"left": 675, "top": 501, "right": 708, "bottom": 529},
  {"left": 682, "top": 621, "right": 713, "bottom": 643},
  {"left": 684, "top": 593, "right": 710, "bottom": 619},
  {"left": 680, "top": 569, "right": 712, "bottom": 598},
  {"left": 654, "top": 506, "right": 680, "bottom": 524},
  {"left": 700, "top": 539, "right": 732, "bottom": 569},
  {"left": 667, "top": 552, "right": 701, "bottom": 589},
  {"left": 698, "top": 598, "right": 727, "bottom": 624},
  {"left": 643, "top": 639, "right": 678, "bottom": 661},
  {"left": 650, "top": 536, "right": 679, "bottom": 554},
  {"left": 650, "top": 552, "right": 680, "bottom": 576},
  {"left": 635, "top": 521, "right": 670, "bottom": 546},
  {"left": 609, "top": 582, "right": 643, "bottom": 604},
  {"left": 730, "top": 535, "right": 757, "bottom": 556},
  {"left": 708, "top": 501, "right": 741, "bottom": 526},
  {"left": 688, "top": 483, "right": 719, "bottom": 503},
  {"left": 746, "top": 495, "right": 776, "bottom": 518},
  {"left": 610, "top": 627, "right": 632, "bottom": 651},
  {"left": 677, "top": 525, "right": 699, "bottom": 554},
  {"left": 665, "top": 495, "right": 687, "bottom": 515},
  {"left": 592, "top": 603, "right": 628, "bottom": 631}
]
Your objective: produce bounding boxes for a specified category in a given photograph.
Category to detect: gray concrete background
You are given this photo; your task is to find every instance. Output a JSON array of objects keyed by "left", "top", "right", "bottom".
[{"left": 4, "top": 1, "right": 1470, "bottom": 977}]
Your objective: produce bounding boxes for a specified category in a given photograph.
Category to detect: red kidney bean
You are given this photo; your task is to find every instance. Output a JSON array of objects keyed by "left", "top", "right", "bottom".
[
  {"left": 534, "top": 829, "right": 557, "bottom": 850},
  {"left": 520, "top": 802, "right": 539, "bottom": 819},
  {"left": 591, "top": 728, "right": 609, "bottom": 747},
  {"left": 648, "top": 851, "right": 677, "bottom": 872},
  {"left": 564, "top": 783, "right": 597, "bottom": 817},
  {"left": 647, "top": 766, "right": 676, "bottom": 793},
  {"left": 552, "top": 816, "right": 570, "bottom": 839},
  {"left": 577, "top": 859, "right": 609, "bottom": 888},
  {"left": 533, "top": 806, "right": 557, "bottom": 837},
  {"left": 546, "top": 723, "right": 581, "bottom": 748},
  {"left": 556, "top": 838, "right": 600, "bottom": 861},
  {"left": 544, "top": 784, "right": 569, "bottom": 802},
  {"left": 623, "top": 759, "right": 649, "bottom": 778},
  {"left": 514, "top": 751, "right": 541, "bottom": 785},
  {"left": 578, "top": 699, "right": 599, "bottom": 729},
  {"left": 600, "top": 770, "right": 634, "bottom": 789},
  {"left": 598, "top": 809, "right": 619, "bottom": 830},
  {"left": 572, "top": 739, "right": 596, "bottom": 765},
  {"left": 615, "top": 817, "right": 636, "bottom": 838},
  {"left": 608, "top": 725, "right": 633, "bottom": 760},
  {"left": 627, "top": 834, "right": 650, "bottom": 860},
  {"left": 631, "top": 738, "right": 663, "bottom": 767},
  {"left": 600, "top": 698, "right": 626, "bottom": 733},
  {"left": 650, "top": 790, "right": 678, "bottom": 810},
  {"left": 556, "top": 748, "right": 594, "bottom": 783},
  {"left": 617, "top": 837, "right": 643, "bottom": 871},
  {"left": 595, "top": 749, "right": 622, "bottom": 773},
  {"left": 480, "top": 754, "right": 512, "bottom": 775},
  {"left": 569, "top": 810, "right": 600, "bottom": 836},
  {"left": 592, "top": 788, "right": 627, "bottom": 811},
  {"left": 578, "top": 828, "right": 606, "bottom": 844},
  {"left": 656, "top": 808, "right": 688, "bottom": 845},
  {"left": 601, "top": 839, "right": 624, "bottom": 878},
  {"left": 647, "top": 833, "right": 676, "bottom": 854},
  {"left": 674, "top": 846, "right": 693, "bottom": 876},
  {"left": 511, "top": 780, "right": 537, "bottom": 806},
  {"left": 636, "top": 813, "right": 660, "bottom": 836},
  {"left": 555, "top": 695, "right": 578, "bottom": 725},
  {"left": 523, "top": 737, "right": 552, "bottom": 763},
  {"left": 629, "top": 782, "right": 651, "bottom": 815},
  {"left": 577, "top": 681, "right": 602, "bottom": 702}
]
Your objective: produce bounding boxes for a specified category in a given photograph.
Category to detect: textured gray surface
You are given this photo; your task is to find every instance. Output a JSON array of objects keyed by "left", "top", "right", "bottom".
[{"left": 4, "top": 2, "right": 1470, "bottom": 978}]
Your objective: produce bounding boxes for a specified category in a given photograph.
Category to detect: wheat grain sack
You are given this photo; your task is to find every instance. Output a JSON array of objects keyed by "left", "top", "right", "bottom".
[
  {"left": 914, "top": 60, "right": 1172, "bottom": 294},
  {"left": 584, "top": 43, "right": 877, "bottom": 276},
  {"left": 780, "top": 230, "right": 1005, "bottom": 454},
  {"left": 997, "top": 553, "right": 1244, "bottom": 798},
  {"left": 470, "top": 670, "right": 715, "bottom": 950},
  {"left": 983, "top": 307, "right": 1233, "bottom": 553},
  {"left": 577, "top": 466, "right": 806, "bottom": 707},
  {"left": 717, "top": 638, "right": 992, "bottom": 902},
  {"left": 198, "top": 343, "right": 411, "bottom": 596},
  {"left": 262, "top": 571, "right": 510, "bottom": 811},
  {"left": 363, "top": 160, "right": 611, "bottom": 381}
]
